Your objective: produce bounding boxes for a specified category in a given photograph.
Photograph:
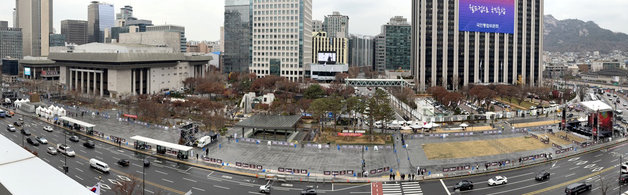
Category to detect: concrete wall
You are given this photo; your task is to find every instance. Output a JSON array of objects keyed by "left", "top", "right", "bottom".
[
  {"left": 59, "top": 66, "right": 67, "bottom": 85},
  {"left": 149, "top": 62, "right": 192, "bottom": 94},
  {"left": 107, "top": 69, "right": 132, "bottom": 97},
  {"left": 118, "top": 31, "right": 181, "bottom": 52}
]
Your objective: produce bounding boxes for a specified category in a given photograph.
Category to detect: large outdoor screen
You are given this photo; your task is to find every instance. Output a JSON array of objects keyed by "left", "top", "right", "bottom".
[
  {"left": 317, "top": 52, "right": 337, "bottom": 65},
  {"left": 459, "top": 0, "right": 515, "bottom": 34}
]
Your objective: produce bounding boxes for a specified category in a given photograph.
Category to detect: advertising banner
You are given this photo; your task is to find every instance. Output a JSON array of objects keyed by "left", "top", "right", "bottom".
[{"left": 459, "top": 0, "right": 515, "bottom": 34}]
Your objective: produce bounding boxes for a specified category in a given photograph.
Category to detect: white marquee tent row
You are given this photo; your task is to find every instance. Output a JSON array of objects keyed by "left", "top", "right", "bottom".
[
  {"left": 35, "top": 105, "right": 67, "bottom": 119},
  {"left": 13, "top": 99, "right": 30, "bottom": 108}
]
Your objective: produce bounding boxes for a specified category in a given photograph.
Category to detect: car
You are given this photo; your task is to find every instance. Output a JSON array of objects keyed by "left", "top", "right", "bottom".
[
  {"left": 535, "top": 170, "right": 550, "bottom": 181},
  {"left": 83, "top": 140, "right": 95, "bottom": 148},
  {"left": 488, "top": 176, "right": 508, "bottom": 186},
  {"left": 26, "top": 137, "right": 39, "bottom": 146},
  {"left": 565, "top": 182, "right": 591, "bottom": 195},
  {"left": 43, "top": 126, "right": 53, "bottom": 132},
  {"left": 69, "top": 135, "right": 80, "bottom": 142},
  {"left": 453, "top": 180, "right": 474, "bottom": 191},
  {"left": 20, "top": 129, "right": 31, "bottom": 136},
  {"left": 46, "top": 146, "right": 57, "bottom": 155},
  {"left": 259, "top": 182, "right": 272, "bottom": 193},
  {"left": 117, "top": 159, "right": 130, "bottom": 167},
  {"left": 35, "top": 136, "right": 48, "bottom": 144},
  {"left": 621, "top": 162, "right": 628, "bottom": 174},
  {"left": 89, "top": 158, "right": 110, "bottom": 173},
  {"left": 301, "top": 187, "right": 317, "bottom": 195},
  {"left": 13, "top": 121, "right": 21, "bottom": 127},
  {"left": 57, "top": 144, "right": 75, "bottom": 157},
  {"left": 620, "top": 174, "right": 628, "bottom": 184},
  {"left": 6, "top": 125, "right": 16, "bottom": 132},
  {"left": 143, "top": 159, "right": 150, "bottom": 167}
]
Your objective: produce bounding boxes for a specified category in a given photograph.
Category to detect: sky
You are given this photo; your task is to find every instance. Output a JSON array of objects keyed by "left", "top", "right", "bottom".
[{"left": 0, "top": 0, "right": 627, "bottom": 41}]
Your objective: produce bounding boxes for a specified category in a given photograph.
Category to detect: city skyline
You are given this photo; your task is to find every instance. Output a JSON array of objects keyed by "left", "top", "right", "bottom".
[{"left": 1, "top": 0, "right": 628, "bottom": 41}]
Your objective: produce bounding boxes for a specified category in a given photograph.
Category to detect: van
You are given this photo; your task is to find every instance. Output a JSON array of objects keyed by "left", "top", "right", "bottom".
[
  {"left": 564, "top": 182, "right": 591, "bottom": 195},
  {"left": 194, "top": 136, "right": 212, "bottom": 148},
  {"left": 89, "top": 158, "right": 110, "bottom": 173}
]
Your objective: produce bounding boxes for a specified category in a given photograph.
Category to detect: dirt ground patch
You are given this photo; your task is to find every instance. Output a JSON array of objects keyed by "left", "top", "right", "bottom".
[
  {"left": 422, "top": 136, "right": 550, "bottom": 160},
  {"left": 537, "top": 133, "right": 572, "bottom": 146},
  {"left": 512, "top": 120, "right": 560, "bottom": 128},
  {"left": 315, "top": 132, "right": 391, "bottom": 145}
]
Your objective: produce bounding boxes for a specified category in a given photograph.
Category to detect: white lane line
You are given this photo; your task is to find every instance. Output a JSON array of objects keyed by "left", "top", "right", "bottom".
[
  {"left": 486, "top": 180, "right": 548, "bottom": 195},
  {"left": 42, "top": 158, "right": 50, "bottom": 163},
  {"left": 213, "top": 185, "right": 229, "bottom": 190},
  {"left": 132, "top": 163, "right": 142, "bottom": 168},
  {"left": 182, "top": 177, "right": 197, "bottom": 183},
  {"left": 75, "top": 175, "right": 84, "bottom": 180},
  {"left": 564, "top": 173, "right": 575, "bottom": 177},
  {"left": 95, "top": 156, "right": 103, "bottom": 160},
  {"left": 440, "top": 179, "right": 451, "bottom": 195},
  {"left": 144, "top": 189, "right": 154, "bottom": 194},
  {"left": 592, "top": 186, "right": 600, "bottom": 191},
  {"left": 593, "top": 159, "right": 601, "bottom": 163},
  {"left": 221, "top": 175, "right": 233, "bottom": 179},
  {"left": 79, "top": 149, "right": 86, "bottom": 153},
  {"left": 192, "top": 187, "right": 206, "bottom": 191},
  {"left": 75, "top": 161, "right": 84, "bottom": 166},
  {"left": 75, "top": 168, "right": 84, "bottom": 173},
  {"left": 95, "top": 151, "right": 103, "bottom": 155},
  {"left": 594, "top": 153, "right": 603, "bottom": 157},
  {"left": 154, "top": 170, "right": 168, "bottom": 175},
  {"left": 611, "top": 158, "right": 619, "bottom": 162},
  {"left": 111, "top": 156, "right": 120, "bottom": 160},
  {"left": 161, "top": 178, "right": 174, "bottom": 183},
  {"left": 248, "top": 192, "right": 263, "bottom": 195},
  {"left": 136, "top": 171, "right": 143, "bottom": 174},
  {"left": 568, "top": 166, "right": 580, "bottom": 170}
]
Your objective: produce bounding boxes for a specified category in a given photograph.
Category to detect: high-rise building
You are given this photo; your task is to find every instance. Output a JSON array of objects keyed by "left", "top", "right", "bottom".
[
  {"left": 312, "top": 20, "right": 323, "bottom": 32},
  {"left": 223, "top": 0, "right": 251, "bottom": 74},
  {"left": 61, "top": 20, "right": 88, "bottom": 45},
  {"left": 349, "top": 34, "right": 374, "bottom": 68},
  {"left": 412, "top": 0, "right": 544, "bottom": 91},
  {"left": 250, "top": 0, "right": 312, "bottom": 82},
  {"left": 0, "top": 21, "right": 7, "bottom": 28},
  {"left": 15, "top": 0, "right": 53, "bottom": 57},
  {"left": 12, "top": 8, "right": 17, "bottom": 28},
  {"left": 0, "top": 26, "right": 23, "bottom": 59},
  {"left": 323, "top": 11, "right": 349, "bottom": 38},
  {"left": 375, "top": 16, "right": 411, "bottom": 72},
  {"left": 49, "top": 34, "right": 65, "bottom": 47},
  {"left": 146, "top": 25, "right": 186, "bottom": 52},
  {"left": 88, "top": 1, "right": 114, "bottom": 43},
  {"left": 311, "top": 31, "right": 348, "bottom": 65},
  {"left": 116, "top": 5, "right": 133, "bottom": 20}
]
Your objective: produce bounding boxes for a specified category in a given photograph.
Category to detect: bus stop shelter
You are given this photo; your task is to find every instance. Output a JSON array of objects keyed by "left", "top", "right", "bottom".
[
  {"left": 130, "top": 135, "right": 193, "bottom": 159},
  {"left": 58, "top": 116, "right": 95, "bottom": 134},
  {"left": 234, "top": 115, "right": 301, "bottom": 140}
]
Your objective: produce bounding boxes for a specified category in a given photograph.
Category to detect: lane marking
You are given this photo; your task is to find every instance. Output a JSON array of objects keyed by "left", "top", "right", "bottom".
[
  {"left": 145, "top": 189, "right": 155, "bottom": 194},
  {"left": 221, "top": 175, "right": 233, "bottom": 179},
  {"left": 75, "top": 168, "right": 84, "bottom": 173},
  {"left": 132, "top": 163, "right": 142, "bottom": 168},
  {"left": 248, "top": 191, "right": 263, "bottom": 195},
  {"left": 75, "top": 175, "right": 84, "bottom": 180},
  {"left": 440, "top": 179, "right": 451, "bottom": 195},
  {"left": 192, "top": 187, "right": 206, "bottom": 191},
  {"left": 568, "top": 166, "right": 580, "bottom": 170},
  {"left": 161, "top": 178, "right": 174, "bottom": 183},
  {"left": 75, "top": 161, "right": 84, "bottom": 166},
  {"left": 564, "top": 173, "right": 575, "bottom": 177},
  {"left": 182, "top": 177, "right": 197, "bottom": 183},
  {"left": 95, "top": 151, "right": 103, "bottom": 155},
  {"left": 155, "top": 170, "right": 168, "bottom": 175},
  {"left": 213, "top": 185, "right": 229, "bottom": 190},
  {"left": 593, "top": 159, "right": 601, "bottom": 163}
]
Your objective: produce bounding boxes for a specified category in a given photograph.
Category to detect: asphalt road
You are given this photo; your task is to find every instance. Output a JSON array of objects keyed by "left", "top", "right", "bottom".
[
  {"left": 419, "top": 140, "right": 628, "bottom": 195},
  {"left": 0, "top": 115, "right": 372, "bottom": 195}
]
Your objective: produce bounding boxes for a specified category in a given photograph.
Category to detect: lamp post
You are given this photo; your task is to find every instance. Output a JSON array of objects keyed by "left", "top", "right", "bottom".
[{"left": 142, "top": 156, "right": 146, "bottom": 195}]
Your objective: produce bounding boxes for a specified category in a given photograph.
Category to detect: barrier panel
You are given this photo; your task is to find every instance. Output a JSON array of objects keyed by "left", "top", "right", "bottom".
[
  {"left": 555, "top": 147, "right": 575, "bottom": 154},
  {"left": 235, "top": 162, "right": 263, "bottom": 170},
  {"left": 278, "top": 167, "right": 308, "bottom": 174},
  {"left": 202, "top": 157, "right": 223, "bottom": 165},
  {"left": 367, "top": 167, "right": 390, "bottom": 175}
]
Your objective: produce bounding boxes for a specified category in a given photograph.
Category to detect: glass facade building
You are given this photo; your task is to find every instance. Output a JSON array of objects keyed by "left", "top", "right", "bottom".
[
  {"left": 223, "top": 0, "right": 252, "bottom": 74},
  {"left": 88, "top": 1, "right": 114, "bottom": 43}
]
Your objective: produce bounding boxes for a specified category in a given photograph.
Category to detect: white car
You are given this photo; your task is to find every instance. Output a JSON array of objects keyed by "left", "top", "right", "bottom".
[
  {"left": 259, "top": 183, "right": 271, "bottom": 193},
  {"left": 57, "top": 144, "right": 75, "bottom": 157},
  {"left": 46, "top": 146, "right": 57, "bottom": 155},
  {"left": 488, "top": 176, "right": 508, "bottom": 186},
  {"left": 43, "top": 126, "right": 53, "bottom": 132}
]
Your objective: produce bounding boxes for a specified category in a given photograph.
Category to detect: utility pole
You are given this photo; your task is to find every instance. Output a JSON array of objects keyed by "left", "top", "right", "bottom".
[
  {"left": 620, "top": 155, "right": 623, "bottom": 195},
  {"left": 142, "top": 156, "right": 146, "bottom": 195}
]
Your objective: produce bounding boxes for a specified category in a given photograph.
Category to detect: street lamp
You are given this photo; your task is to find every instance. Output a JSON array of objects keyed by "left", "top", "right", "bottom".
[{"left": 141, "top": 156, "right": 146, "bottom": 195}]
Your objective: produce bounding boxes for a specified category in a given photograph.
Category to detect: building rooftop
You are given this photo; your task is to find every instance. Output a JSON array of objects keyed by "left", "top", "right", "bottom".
[
  {"left": 0, "top": 134, "right": 93, "bottom": 194},
  {"left": 235, "top": 115, "right": 301, "bottom": 130},
  {"left": 48, "top": 43, "right": 211, "bottom": 63}
]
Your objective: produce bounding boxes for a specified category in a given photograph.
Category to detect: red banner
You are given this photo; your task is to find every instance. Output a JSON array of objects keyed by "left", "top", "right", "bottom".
[
  {"left": 123, "top": 114, "right": 138, "bottom": 119},
  {"left": 337, "top": 133, "right": 363, "bottom": 137}
]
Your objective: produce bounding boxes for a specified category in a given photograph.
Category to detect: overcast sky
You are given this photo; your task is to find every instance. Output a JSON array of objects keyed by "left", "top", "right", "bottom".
[{"left": 1, "top": 0, "right": 627, "bottom": 41}]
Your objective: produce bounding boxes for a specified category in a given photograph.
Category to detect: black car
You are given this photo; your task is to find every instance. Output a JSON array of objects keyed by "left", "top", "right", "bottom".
[
  {"left": 69, "top": 135, "right": 80, "bottom": 142},
  {"left": 117, "top": 159, "right": 130, "bottom": 167},
  {"left": 83, "top": 140, "right": 95, "bottom": 148},
  {"left": 20, "top": 129, "right": 31, "bottom": 136},
  {"left": 300, "top": 187, "right": 317, "bottom": 195},
  {"left": 453, "top": 180, "right": 474, "bottom": 191},
  {"left": 13, "top": 121, "right": 21, "bottom": 127},
  {"left": 143, "top": 159, "right": 150, "bottom": 167},
  {"left": 535, "top": 170, "right": 550, "bottom": 181},
  {"left": 26, "top": 137, "right": 39, "bottom": 146},
  {"left": 565, "top": 182, "right": 591, "bottom": 195},
  {"left": 620, "top": 174, "right": 628, "bottom": 184}
]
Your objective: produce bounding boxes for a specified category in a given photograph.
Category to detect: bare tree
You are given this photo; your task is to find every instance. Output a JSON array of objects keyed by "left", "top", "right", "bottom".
[
  {"left": 598, "top": 176, "right": 610, "bottom": 195},
  {"left": 112, "top": 174, "right": 140, "bottom": 195}
]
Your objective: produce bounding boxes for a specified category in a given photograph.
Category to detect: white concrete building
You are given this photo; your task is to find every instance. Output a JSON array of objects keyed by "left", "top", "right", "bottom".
[
  {"left": 250, "top": 0, "right": 312, "bottom": 82},
  {"left": 118, "top": 31, "right": 182, "bottom": 52},
  {"left": 49, "top": 43, "right": 210, "bottom": 98}
]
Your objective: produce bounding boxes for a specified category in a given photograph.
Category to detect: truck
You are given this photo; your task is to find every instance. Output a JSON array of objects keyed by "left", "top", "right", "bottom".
[{"left": 194, "top": 136, "right": 212, "bottom": 148}]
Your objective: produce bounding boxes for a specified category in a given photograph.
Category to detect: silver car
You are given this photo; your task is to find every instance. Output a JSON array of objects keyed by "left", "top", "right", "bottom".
[
  {"left": 43, "top": 126, "right": 53, "bottom": 132},
  {"left": 47, "top": 147, "right": 57, "bottom": 155}
]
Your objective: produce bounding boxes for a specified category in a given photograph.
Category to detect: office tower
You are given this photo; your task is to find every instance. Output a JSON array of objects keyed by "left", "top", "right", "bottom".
[
  {"left": 12, "top": 8, "right": 17, "bottom": 28},
  {"left": 61, "top": 20, "right": 88, "bottom": 45},
  {"left": 251, "top": 0, "right": 312, "bottom": 82},
  {"left": 88, "top": 1, "right": 114, "bottom": 43},
  {"left": 49, "top": 34, "right": 65, "bottom": 47},
  {"left": 412, "top": 0, "right": 544, "bottom": 91},
  {"left": 223, "top": 0, "right": 251, "bottom": 73},
  {"left": 0, "top": 26, "right": 23, "bottom": 59},
  {"left": 374, "top": 16, "right": 411, "bottom": 72},
  {"left": 15, "top": 0, "right": 53, "bottom": 56},
  {"left": 323, "top": 11, "right": 349, "bottom": 38},
  {"left": 312, "top": 20, "right": 323, "bottom": 32},
  {"left": 146, "top": 25, "right": 186, "bottom": 52},
  {"left": 349, "top": 34, "right": 374, "bottom": 68},
  {"left": 117, "top": 5, "right": 133, "bottom": 20},
  {"left": 0, "top": 21, "right": 7, "bottom": 28},
  {"left": 311, "top": 31, "right": 348, "bottom": 65}
]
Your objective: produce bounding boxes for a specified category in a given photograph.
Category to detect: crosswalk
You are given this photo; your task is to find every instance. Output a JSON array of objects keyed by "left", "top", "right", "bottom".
[{"left": 381, "top": 182, "right": 423, "bottom": 195}]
